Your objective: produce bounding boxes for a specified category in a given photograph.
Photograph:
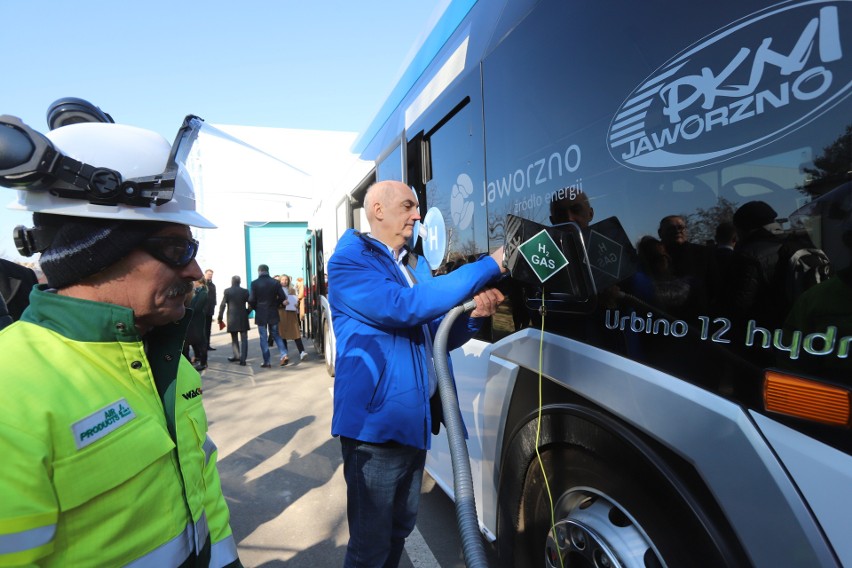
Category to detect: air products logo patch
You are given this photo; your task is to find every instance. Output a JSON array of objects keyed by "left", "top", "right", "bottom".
[
  {"left": 607, "top": 1, "right": 851, "bottom": 171},
  {"left": 72, "top": 399, "right": 136, "bottom": 450}
]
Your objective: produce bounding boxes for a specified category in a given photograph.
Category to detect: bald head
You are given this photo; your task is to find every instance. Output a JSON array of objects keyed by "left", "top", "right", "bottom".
[
  {"left": 364, "top": 181, "right": 421, "bottom": 252},
  {"left": 549, "top": 188, "right": 593, "bottom": 229},
  {"left": 363, "top": 182, "right": 392, "bottom": 225}
]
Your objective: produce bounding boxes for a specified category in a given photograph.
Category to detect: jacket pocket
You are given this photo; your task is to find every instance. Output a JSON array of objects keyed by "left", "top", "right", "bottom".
[
  {"left": 365, "top": 357, "right": 392, "bottom": 412},
  {"left": 53, "top": 415, "right": 175, "bottom": 511}
]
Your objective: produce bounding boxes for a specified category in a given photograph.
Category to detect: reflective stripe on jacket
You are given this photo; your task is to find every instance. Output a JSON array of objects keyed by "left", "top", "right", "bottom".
[{"left": 0, "top": 286, "right": 238, "bottom": 567}]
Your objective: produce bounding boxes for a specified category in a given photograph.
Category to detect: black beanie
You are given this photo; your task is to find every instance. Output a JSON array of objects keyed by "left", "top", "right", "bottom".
[
  {"left": 34, "top": 213, "right": 167, "bottom": 288},
  {"left": 733, "top": 201, "right": 778, "bottom": 234}
]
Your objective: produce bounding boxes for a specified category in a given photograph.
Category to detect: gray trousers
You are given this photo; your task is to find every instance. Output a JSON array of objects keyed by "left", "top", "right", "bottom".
[{"left": 230, "top": 330, "right": 248, "bottom": 363}]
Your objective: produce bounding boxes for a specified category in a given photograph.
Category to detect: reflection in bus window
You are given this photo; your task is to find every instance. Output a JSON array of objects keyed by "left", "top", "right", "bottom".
[{"left": 424, "top": 102, "right": 488, "bottom": 266}]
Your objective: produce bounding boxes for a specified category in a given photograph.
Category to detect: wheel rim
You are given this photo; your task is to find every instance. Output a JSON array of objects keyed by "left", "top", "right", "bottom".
[{"left": 545, "top": 489, "right": 664, "bottom": 568}]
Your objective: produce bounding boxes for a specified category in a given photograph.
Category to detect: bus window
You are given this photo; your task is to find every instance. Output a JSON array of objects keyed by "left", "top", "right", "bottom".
[
  {"left": 423, "top": 100, "right": 489, "bottom": 269},
  {"left": 720, "top": 148, "right": 814, "bottom": 207},
  {"left": 376, "top": 141, "right": 404, "bottom": 184}
]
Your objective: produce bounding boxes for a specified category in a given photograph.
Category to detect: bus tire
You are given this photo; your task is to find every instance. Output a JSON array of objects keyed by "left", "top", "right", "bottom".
[
  {"left": 310, "top": 313, "right": 324, "bottom": 356},
  {"left": 323, "top": 317, "right": 335, "bottom": 377},
  {"left": 497, "top": 409, "right": 733, "bottom": 568}
]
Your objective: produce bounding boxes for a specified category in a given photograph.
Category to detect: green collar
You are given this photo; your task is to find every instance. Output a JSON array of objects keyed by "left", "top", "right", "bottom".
[
  {"left": 21, "top": 284, "right": 190, "bottom": 345},
  {"left": 21, "top": 286, "right": 192, "bottom": 420}
]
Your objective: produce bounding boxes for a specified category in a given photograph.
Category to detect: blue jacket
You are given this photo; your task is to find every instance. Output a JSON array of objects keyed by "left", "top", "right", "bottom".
[{"left": 328, "top": 229, "right": 501, "bottom": 449}]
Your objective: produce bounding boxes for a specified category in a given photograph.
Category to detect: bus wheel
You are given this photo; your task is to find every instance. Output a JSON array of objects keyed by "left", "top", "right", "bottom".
[
  {"left": 530, "top": 449, "right": 668, "bottom": 568},
  {"left": 323, "top": 317, "right": 335, "bottom": 377},
  {"left": 498, "top": 412, "right": 731, "bottom": 567},
  {"left": 311, "top": 314, "right": 324, "bottom": 356}
]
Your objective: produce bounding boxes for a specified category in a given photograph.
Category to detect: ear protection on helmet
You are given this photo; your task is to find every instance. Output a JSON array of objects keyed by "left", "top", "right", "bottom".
[
  {"left": 46, "top": 97, "right": 114, "bottom": 130},
  {"left": 12, "top": 223, "right": 54, "bottom": 257}
]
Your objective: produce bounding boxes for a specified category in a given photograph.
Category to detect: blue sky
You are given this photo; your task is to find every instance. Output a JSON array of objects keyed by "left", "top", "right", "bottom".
[{"left": 0, "top": 0, "right": 446, "bottom": 260}]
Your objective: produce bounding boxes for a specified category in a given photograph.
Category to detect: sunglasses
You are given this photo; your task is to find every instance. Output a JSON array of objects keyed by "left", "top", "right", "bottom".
[{"left": 141, "top": 236, "right": 199, "bottom": 267}]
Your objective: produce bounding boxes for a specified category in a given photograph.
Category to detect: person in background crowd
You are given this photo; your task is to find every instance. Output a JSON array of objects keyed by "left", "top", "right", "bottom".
[
  {"left": 0, "top": 257, "right": 39, "bottom": 325},
  {"left": 713, "top": 221, "right": 738, "bottom": 286},
  {"left": 205, "top": 268, "right": 217, "bottom": 350},
  {"left": 184, "top": 276, "right": 209, "bottom": 371},
  {"left": 782, "top": 214, "right": 852, "bottom": 376},
  {"left": 248, "top": 263, "right": 287, "bottom": 368},
  {"left": 726, "top": 201, "right": 790, "bottom": 328},
  {"left": 0, "top": 108, "right": 240, "bottom": 566},
  {"left": 327, "top": 180, "right": 505, "bottom": 568},
  {"left": 266, "top": 275, "right": 280, "bottom": 348},
  {"left": 295, "top": 276, "right": 306, "bottom": 336},
  {"left": 218, "top": 275, "right": 251, "bottom": 366},
  {"left": 657, "top": 214, "right": 719, "bottom": 318},
  {"left": 277, "top": 274, "right": 307, "bottom": 364}
]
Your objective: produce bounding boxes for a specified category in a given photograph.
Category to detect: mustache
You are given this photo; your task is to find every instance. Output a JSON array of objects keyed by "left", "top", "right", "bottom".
[{"left": 166, "top": 281, "right": 194, "bottom": 298}]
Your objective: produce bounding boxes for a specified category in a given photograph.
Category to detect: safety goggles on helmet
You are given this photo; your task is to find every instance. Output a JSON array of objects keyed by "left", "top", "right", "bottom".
[
  {"left": 141, "top": 236, "right": 200, "bottom": 267},
  {"left": 0, "top": 114, "right": 204, "bottom": 208}
]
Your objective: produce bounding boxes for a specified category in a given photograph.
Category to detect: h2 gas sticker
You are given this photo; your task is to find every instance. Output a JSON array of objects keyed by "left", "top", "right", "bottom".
[{"left": 607, "top": 1, "right": 851, "bottom": 171}]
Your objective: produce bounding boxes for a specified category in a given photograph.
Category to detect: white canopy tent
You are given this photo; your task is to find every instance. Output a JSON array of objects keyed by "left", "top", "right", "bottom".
[{"left": 189, "top": 124, "right": 370, "bottom": 287}]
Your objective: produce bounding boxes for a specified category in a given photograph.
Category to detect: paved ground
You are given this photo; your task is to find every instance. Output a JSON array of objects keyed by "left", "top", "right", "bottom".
[
  {"left": 203, "top": 324, "right": 497, "bottom": 568},
  {"left": 201, "top": 326, "right": 348, "bottom": 567}
]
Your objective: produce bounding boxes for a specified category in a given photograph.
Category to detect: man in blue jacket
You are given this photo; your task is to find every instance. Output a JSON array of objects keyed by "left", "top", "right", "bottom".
[{"left": 328, "top": 180, "right": 505, "bottom": 568}]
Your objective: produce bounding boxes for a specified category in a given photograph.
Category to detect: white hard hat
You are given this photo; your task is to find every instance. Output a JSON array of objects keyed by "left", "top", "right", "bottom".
[{"left": 6, "top": 118, "right": 215, "bottom": 228}]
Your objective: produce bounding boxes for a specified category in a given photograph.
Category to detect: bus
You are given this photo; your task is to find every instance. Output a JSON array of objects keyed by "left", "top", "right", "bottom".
[
  {"left": 303, "top": 170, "right": 374, "bottom": 376},
  {"left": 310, "top": 0, "right": 851, "bottom": 565}
]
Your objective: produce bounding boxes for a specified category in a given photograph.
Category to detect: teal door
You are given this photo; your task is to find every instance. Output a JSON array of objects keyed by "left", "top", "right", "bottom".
[{"left": 244, "top": 222, "right": 308, "bottom": 284}]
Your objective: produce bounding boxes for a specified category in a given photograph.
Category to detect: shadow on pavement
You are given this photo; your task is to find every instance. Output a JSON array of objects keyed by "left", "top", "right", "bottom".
[
  {"left": 253, "top": 538, "right": 348, "bottom": 568},
  {"left": 218, "top": 417, "right": 341, "bottom": 542}
]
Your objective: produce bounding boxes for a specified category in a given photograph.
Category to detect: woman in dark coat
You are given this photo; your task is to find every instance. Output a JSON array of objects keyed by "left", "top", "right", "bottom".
[{"left": 218, "top": 275, "right": 251, "bottom": 365}]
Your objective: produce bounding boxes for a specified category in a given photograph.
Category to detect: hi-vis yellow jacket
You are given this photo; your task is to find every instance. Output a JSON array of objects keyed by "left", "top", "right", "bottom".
[{"left": 0, "top": 287, "right": 240, "bottom": 567}]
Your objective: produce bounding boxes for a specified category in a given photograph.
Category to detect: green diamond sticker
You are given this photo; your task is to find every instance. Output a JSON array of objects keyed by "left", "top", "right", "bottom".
[{"left": 518, "top": 230, "right": 569, "bottom": 283}]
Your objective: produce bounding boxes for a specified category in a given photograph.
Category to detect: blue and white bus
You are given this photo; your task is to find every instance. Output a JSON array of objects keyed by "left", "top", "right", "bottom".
[{"left": 315, "top": 1, "right": 852, "bottom": 565}]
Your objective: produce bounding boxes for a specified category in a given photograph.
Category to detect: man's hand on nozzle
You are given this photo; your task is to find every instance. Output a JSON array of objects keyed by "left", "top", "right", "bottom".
[
  {"left": 490, "top": 246, "right": 508, "bottom": 273},
  {"left": 470, "top": 287, "right": 505, "bottom": 318}
]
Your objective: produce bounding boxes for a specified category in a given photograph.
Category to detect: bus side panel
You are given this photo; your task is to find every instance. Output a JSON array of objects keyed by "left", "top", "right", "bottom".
[
  {"left": 425, "top": 340, "right": 519, "bottom": 540},
  {"left": 488, "top": 330, "right": 837, "bottom": 566},
  {"left": 751, "top": 412, "right": 852, "bottom": 565}
]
